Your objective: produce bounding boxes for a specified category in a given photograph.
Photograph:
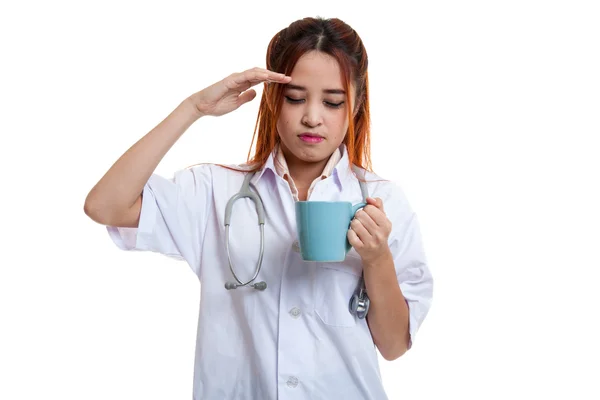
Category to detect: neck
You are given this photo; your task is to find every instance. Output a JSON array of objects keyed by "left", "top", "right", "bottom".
[
  {"left": 287, "top": 159, "right": 328, "bottom": 189},
  {"left": 278, "top": 145, "right": 330, "bottom": 189}
]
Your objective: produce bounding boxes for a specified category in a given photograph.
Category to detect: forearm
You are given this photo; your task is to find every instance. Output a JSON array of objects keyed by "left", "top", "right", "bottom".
[
  {"left": 84, "top": 99, "right": 200, "bottom": 220},
  {"left": 364, "top": 250, "right": 410, "bottom": 361}
]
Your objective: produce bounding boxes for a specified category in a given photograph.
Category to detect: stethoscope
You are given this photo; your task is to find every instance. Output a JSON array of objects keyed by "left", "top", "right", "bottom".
[{"left": 223, "top": 166, "right": 370, "bottom": 319}]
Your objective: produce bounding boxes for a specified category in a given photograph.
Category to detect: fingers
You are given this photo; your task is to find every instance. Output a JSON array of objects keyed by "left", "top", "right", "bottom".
[
  {"left": 362, "top": 198, "right": 387, "bottom": 227},
  {"left": 350, "top": 215, "right": 372, "bottom": 241},
  {"left": 360, "top": 206, "right": 387, "bottom": 227},
  {"left": 354, "top": 209, "right": 378, "bottom": 233},
  {"left": 347, "top": 228, "right": 363, "bottom": 247},
  {"left": 231, "top": 67, "right": 291, "bottom": 89}
]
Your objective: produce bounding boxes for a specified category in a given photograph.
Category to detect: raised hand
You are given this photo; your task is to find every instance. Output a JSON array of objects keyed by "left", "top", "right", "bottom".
[{"left": 187, "top": 67, "right": 291, "bottom": 118}]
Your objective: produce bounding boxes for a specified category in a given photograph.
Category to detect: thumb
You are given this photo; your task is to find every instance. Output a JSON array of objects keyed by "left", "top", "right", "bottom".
[
  {"left": 367, "top": 197, "right": 384, "bottom": 211},
  {"left": 237, "top": 89, "right": 257, "bottom": 106}
]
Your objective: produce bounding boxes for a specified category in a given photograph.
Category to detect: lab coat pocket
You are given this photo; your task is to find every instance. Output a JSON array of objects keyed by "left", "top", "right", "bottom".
[{"left": 314, "top": 256, "right": 363, "bottom": 328}]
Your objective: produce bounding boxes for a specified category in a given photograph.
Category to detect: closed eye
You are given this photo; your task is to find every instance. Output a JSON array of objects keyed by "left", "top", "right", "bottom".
[{"left": 284, "top": 96, "right": 344, "bottom": 109}]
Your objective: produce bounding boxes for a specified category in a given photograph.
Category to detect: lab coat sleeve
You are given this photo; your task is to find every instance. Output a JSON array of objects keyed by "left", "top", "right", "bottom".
[
  {"left": 386, "top": 188, "right": 434, "bottom": 350},
  {"left": 106, "top": 164, "right": 213, "bottom": 278}
]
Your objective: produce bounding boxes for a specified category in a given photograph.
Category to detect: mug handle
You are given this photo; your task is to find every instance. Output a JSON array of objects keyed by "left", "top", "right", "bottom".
[
  {"left": 346, "top": 202, "right": 367, "bottom": 253},
  {"left": 351, "top": 202, "right": 367, "bottom": 216}
]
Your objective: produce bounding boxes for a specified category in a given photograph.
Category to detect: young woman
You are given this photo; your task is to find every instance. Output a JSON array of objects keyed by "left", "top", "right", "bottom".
[{"left": 84, "top": 16, "right": 433, "bottom": 400}]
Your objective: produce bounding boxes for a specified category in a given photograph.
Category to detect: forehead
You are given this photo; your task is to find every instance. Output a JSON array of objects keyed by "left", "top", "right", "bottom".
[{"left": 287, "top": 51, "right": 344, "bottom": 91}]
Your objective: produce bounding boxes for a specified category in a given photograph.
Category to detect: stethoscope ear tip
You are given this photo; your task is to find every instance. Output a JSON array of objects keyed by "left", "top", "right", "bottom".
[{"left": 225, "top": 282, "right": 237, "bottom": 290}]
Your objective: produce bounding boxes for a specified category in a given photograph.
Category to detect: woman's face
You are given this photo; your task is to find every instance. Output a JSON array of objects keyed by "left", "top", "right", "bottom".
[{"left": 276, "top": 50, "right": 355, "bottom": 168}]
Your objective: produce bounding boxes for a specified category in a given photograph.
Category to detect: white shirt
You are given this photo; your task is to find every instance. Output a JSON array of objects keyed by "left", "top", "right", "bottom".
[{"left": 107, "top": 144, "right": 433, "bottom": 400}]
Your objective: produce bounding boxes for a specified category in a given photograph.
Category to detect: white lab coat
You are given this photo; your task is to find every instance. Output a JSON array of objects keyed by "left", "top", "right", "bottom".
[{"left": 107, "top": 144, "right": 433, "bottom": 400}]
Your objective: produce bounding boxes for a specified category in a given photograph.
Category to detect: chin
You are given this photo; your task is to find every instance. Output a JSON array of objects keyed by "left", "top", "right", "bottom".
[
  {"left": 294, "top": 146, "right": 331, "bottom": 162},
  {"left": 280, "top": 137, "right": 339, "bottom": 164}
]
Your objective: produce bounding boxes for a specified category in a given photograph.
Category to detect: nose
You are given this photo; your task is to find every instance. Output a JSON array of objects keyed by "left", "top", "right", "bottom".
[{"left": 301, "top": 104, "right": 323, "bottom": 127}]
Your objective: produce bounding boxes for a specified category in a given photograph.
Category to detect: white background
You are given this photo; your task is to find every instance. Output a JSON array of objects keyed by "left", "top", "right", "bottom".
[{"left": 1, "top": 0, "right": 599, "bottom": 399}]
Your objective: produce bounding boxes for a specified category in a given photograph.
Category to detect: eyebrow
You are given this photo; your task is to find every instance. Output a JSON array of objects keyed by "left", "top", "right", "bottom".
[{"left": 285, "top": 84, "right": 346, "bottom": 95}]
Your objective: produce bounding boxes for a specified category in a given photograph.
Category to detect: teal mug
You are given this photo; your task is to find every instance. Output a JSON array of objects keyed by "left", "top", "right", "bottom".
[{"left": 295, "top": 201, "right": 367, "bottom": 262}]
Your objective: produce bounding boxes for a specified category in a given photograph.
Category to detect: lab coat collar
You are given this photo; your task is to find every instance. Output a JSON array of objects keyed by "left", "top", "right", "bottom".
[{"left": 333, "top": 144, "right": 353, "bottom": 190}]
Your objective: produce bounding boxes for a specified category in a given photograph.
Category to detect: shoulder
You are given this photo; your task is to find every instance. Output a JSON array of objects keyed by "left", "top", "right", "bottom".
[
  {"left": 178, "top": 161, "right": 253, "bottom": 180},
  {"left": 163, "top": 162, "right": 237, "bottom": 193},
  {"left": 173, "top": 161, "right": 258, "bottom": 192}
]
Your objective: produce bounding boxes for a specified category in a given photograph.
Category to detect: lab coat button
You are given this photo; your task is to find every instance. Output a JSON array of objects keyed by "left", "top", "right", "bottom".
[
  {"left": 286, "top": 376, "right": 299, "bottom": 388},
  {"left": 289, "top": 307, "right": 301, "bottom": 318},
  {"left": 292, "top": 240, "right": 300, "bottom": 253}
]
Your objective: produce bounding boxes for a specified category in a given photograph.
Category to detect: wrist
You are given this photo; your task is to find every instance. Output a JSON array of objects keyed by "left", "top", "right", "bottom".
[
  {"left": 181, "top": 97, "right": 205, "bottom": 120},
  {"left": 363, "top": 249, "right": 393, "bottom": 270}
]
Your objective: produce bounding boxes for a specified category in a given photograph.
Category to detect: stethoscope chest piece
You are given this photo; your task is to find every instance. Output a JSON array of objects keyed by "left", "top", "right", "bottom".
[{"left": 349, "top": 276, "right": 370, "bottom": 319}]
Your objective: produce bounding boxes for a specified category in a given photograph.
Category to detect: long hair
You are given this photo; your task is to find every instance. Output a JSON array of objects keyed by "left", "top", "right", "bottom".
[{"left": 196, "top": 17, "right": 373, "bottom": 178}]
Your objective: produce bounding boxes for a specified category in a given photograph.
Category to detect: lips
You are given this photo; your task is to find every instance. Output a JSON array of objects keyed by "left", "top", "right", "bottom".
[
  {"left": 298, "top": 132, "right": 323, "bottom": 138},
  {"left": 298, "top": 133, "right": 324, "bottom": 143}
]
